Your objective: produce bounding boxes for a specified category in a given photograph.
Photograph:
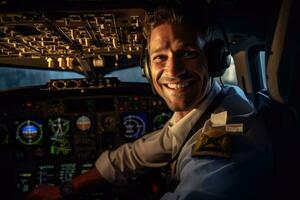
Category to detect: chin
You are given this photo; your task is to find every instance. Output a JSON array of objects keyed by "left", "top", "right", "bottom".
[{"left": 166, "top": 101, "right": 191, "bottom": 112}]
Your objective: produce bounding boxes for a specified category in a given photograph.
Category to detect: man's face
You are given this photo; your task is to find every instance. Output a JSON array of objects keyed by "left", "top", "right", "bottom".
[{"left": 149, "top": 23, "right": 210, "bottom": 113}]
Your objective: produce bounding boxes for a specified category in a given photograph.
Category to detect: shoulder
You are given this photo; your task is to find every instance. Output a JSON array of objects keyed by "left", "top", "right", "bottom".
[{"left": 217, "top": 85, "right": 255, "bottom": 117}]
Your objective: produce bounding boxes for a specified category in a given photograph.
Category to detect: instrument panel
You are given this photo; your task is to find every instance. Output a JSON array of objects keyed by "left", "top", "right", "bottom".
[
  {"left": 0, "top": 82, "right": 171, "bottom": 199},
  {"left": 0, "top": 7, "right": 145, "bottom": 70}
]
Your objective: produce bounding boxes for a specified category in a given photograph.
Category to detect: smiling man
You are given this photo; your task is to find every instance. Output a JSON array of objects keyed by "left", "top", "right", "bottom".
[
  {"left": 26, "top": 4, "right": 272, "bottom": 200},
  {"left": 148, "top": 23, "right": 211, "bottom": 118}
]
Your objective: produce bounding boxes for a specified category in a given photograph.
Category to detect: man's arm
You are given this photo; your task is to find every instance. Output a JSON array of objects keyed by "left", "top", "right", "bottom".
[{"left": 25, "top": 167, "right": 108, "bottom": 200}]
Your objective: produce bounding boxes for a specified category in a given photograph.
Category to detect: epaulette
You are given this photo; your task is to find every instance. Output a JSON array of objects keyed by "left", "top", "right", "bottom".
[{"left": 192, "top": 111, "right": 243, "bottom": 159}]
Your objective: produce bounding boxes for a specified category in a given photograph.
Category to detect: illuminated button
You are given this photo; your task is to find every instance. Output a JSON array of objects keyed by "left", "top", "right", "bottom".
[
  {"left": 25, "top": 101, "right": 33, "bottom": 108},
  {"left": 152, "top": 100, "right": 157, "bottom": 106},
  {"left": 133, "top": 96, "right": 139, "bottom": 101}
]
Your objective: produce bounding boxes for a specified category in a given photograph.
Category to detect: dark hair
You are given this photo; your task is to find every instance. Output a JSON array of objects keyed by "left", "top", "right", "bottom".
[{"left": 142, "top": 4, "right": 209, "bottom": 43}]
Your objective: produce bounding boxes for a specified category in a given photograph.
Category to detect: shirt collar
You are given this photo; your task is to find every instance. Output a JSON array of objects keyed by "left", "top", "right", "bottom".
[{"left": 168, "top": 80, "right": 222, "bottom": 140}]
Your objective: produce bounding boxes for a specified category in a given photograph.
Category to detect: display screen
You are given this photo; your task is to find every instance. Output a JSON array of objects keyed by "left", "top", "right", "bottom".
[
  {"left": 121, "top": 112, "right": 148, "bottom": 139},
  {"left": 73, "top": 115, "right": 97, "bottom": 161},
  {"left": 16, "top": 172, "right": 33, "bottom": 193},
  {"left": 78, "top": 162, "right": 93, "bottom": 175},
  {"left": 6, "top": 92, "right": 171, "bottom": 199},
  {"left": 48, "top": 117, "right": 72, "bottom": 156},
  {"left": 36, "top": 164, "right": 56, "bottom": 186},
  {"left": 58, "top": 163, "right": 77, "bottom": 183},
  {"left": 15, "top": 120, "right": 44, "bottom": 145}
]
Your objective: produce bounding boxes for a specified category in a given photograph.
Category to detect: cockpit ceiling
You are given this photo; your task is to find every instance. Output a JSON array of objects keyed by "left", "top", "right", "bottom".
[{"left": 0, "top": 8, "right": 145, "bottom": 70}]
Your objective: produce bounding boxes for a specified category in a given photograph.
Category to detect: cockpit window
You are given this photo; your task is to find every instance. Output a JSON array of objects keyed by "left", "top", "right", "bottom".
[
  {"left": 258, "top": 51, "right": 267, "bottom": 89},
  {"left": 104, "top": 66, "right": 148, "bottom": 83},
  {"left": 215, "top": 56, "right": 238, "bottom": 85},
  {"left": 0, "top": 66, "right": 85, "bottom": 90}
]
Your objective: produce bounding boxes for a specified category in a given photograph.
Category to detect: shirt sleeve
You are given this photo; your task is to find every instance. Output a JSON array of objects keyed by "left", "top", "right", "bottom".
[{"left": 95, "top": 124, "right": 173, "bottom": 184}]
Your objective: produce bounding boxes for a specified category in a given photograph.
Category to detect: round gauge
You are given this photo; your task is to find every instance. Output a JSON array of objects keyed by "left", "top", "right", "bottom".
[
  {"left": 16, "top": 120, "right": 43, "bottom": 145},
  {"left": 76, "top": 116, "right": 91, "bottom": 131},
  {"left": 123, "top": 115, "right": 145, "bottom": 139},
  {"left": 0, "top": 124, "right": 9, "bottom": 144},
  {"left": 153, "top": 112, "right": 171, "bottom": 130}
]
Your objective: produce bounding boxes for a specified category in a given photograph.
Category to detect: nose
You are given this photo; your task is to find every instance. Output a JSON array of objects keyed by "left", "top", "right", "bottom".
[{"left": 165, "top": 55, "right": 186, "bottom": 77}]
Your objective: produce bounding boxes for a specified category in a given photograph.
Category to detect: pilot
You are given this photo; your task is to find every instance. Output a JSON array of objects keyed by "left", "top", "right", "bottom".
[{"left": 26, "top": 4, "right": 272, "bottom": 200}]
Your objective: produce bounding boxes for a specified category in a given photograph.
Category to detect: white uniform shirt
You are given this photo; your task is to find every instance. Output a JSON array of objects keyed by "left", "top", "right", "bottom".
[{"left": 95, "top": 81, "right": 272, "bottom": 199}]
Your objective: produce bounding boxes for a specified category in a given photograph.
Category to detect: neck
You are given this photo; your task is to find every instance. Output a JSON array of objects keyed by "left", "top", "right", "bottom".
[
  {"left": 172, "top": 110, "right": 191, "bottom": 123},
  {"left": 173, "top": 78, "right": 214, "bottom": 123}
]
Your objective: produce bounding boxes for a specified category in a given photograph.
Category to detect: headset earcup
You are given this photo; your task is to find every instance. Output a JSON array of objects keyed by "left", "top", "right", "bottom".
[
  {"left": 142, "top": 54, "right": 152, "bottom": 82},
  {"left": 204, "top": 39, "right": 231, "bottom": 77},
  {"left": 140, "top": 52, "right": 158, "bottom": 95}
]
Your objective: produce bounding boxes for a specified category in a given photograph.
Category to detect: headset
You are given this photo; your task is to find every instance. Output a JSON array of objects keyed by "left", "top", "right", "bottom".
[{"left": 140, "top": 27, "right": 231, "bottom": 83}]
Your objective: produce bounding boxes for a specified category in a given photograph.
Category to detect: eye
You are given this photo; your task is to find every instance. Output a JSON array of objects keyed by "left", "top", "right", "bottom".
[
  {"left": 152, "top": 55, "right": 167, "bottom": 63},
  {"left": 180, "top": 50, "right": 200, "bottom": 59}
]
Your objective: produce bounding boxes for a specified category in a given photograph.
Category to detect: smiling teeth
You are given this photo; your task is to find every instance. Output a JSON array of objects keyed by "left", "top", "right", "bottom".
[{"left": 167, "top": 82, "right": 189, "bottom": 89}]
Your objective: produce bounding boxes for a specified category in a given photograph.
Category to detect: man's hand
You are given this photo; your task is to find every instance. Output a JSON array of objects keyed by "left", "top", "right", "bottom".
[{"left": 25, "top": 184, "right": 61, "bottom": 200}]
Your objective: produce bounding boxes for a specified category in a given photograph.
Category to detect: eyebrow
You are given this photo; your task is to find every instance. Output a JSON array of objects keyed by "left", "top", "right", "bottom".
[
  {"left": 150, "top": 42, "right": 199, "bottom": 55},
  {"left": 150, "top": 46, "right": 167, "bottom": 55}
]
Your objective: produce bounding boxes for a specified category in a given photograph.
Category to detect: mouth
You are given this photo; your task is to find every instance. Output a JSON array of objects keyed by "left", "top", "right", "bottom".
[
  {"left": 165, "top": 82, "right": 190, "bottom": 89},
  {"left": 160, "top": 79, "right": 196, "bottom": 92}
]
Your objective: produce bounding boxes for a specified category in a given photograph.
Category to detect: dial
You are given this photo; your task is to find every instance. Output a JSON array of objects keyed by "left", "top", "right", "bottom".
[
  {"left": 122, "top": 114, "right": 146, "bottom": 139},
  {"left": 76, "top": 116, "right": 91, "bottom": 132},
  {"left": 16, "top": 120, "right": 43, "bottom": 145},
  {"left": 153, "top": 112, "right": 171, "bottom": 131}
]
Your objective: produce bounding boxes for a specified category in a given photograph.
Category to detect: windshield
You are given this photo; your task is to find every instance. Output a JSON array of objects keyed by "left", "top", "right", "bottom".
[
  {"left": 0, "top": 65, "right": 148, "bottom": 91},
  {"left": 0, "top": 66, "right": 85, "bottom": 90},
  {"left": 104, "top": 66, "right": 147, "bottom": 83}
]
